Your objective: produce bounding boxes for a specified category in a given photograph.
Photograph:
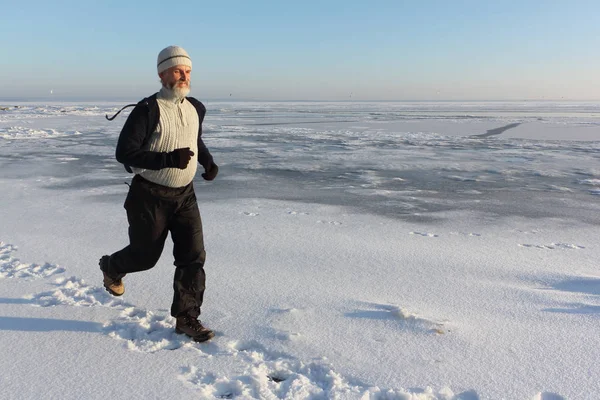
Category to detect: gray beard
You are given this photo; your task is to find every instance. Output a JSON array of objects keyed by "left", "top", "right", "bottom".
[{"left": 162, "top": 82, "right": 191, "bottom": 100}]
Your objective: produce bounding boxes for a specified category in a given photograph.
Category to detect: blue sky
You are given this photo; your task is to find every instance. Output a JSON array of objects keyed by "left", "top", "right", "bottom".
[{"left": 2, "top": 0, "right": 599, "bottom": 100}]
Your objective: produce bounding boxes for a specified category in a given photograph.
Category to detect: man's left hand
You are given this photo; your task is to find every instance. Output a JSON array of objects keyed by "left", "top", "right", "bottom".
[{"left": 202, "top": 162, "right": 219, "bottom": 181}]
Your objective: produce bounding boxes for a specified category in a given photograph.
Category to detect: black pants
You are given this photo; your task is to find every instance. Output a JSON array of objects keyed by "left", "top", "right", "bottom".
[{"left": 109, "top": 175, "right": 206, "bottom": 319}]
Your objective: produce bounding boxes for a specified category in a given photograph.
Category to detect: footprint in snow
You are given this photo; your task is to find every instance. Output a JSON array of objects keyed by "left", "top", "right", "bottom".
[
  {"left": 179, "top": 358, "right": 365, "bottom": 399},
  {"left": 226, "top": 339, "right": 293, "bottom": 363},
  {"left": 103, "top": 308, "right": 194, "bottom": 352},
  {"left": 105, "top": 309, "right": 294, "bottom": 357},
  {"left": 262, "top": 308, "right": 303, "bottom": 341},
  {"left": 346, "top": 302, "right": 449, "bottom": 335},
  {"left": 449, "top": 232, "right": 481, "bottom": 237},
  {"left": 287, "top": 210, "right": 309, "bottom": 216},
  {"left": 516, "top": 229, "right": 542, "bottom": 234},
  {"left": 518, "top": 243, "right": 584, "bottom": 250},
  {"left": 27, "top": 277, "right": 214, "bottom": 353},
  {"left": 268, "top": 307, "right": 306, "bottom": 341},
  {"left": 409, "top": 231, "right": 438, "bottom": 237},
  {"left": 17, "top": 261, "right": 191, "bottom": 352},
  {"left": 29, "top": 276, "right": 133, "bottom": 308},
  {"left": 533, "top": 392, "right": 566, "bottom": 400},
  {"left": 316, "top": 220, "right": 342, "bottom": 225},
  {"left": 0, "top": 241, "right": 65, "bottom": 279},
  {"left": 242, "top": 211, "right": 259, "bottom": 217},
  {"left": 178, "top": 350, "right": 444, "bottom": 399},
  {"left": 13, "top": 245, "right": 461, "bottom": 399},
  {"left": 274, "top": 330, "right": 301, "bottom": 341}
]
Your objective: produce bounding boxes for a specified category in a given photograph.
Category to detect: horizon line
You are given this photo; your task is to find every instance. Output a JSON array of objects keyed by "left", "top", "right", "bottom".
[{"left": 2, "top": 97, "right": 600, "bottom": 103}]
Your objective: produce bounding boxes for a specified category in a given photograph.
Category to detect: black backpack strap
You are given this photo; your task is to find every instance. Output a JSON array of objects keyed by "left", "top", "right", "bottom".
[
  {"left": 105, "top": 103, "right": 138, "bottom": 121},
  {"left": 144, "top": 94, "right": 159, "bottom": 135},
  {"left": 112, "top": 94, "right": 160, "bottom": 173},
  {"left": 127, "top": 94, "right": 159, "bottom": 173},
  {"left": 106, "top": 94, "right": 159, "bottom": 122}
]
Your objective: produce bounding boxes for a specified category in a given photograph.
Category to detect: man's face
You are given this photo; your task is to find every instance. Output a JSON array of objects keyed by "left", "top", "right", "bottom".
[{"left": 159, "top": 65, "right": 192, "bottom": 90}]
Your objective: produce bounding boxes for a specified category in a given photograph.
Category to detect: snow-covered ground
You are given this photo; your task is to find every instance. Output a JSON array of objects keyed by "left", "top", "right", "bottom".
[{"left": 0, "top": 100, "right": 599, "bottom": 399}]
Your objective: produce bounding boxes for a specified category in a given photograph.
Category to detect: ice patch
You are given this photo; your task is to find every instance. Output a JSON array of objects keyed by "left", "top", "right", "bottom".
[
  {"left": 578, "top": 179, "right": 600, "bottom": 186},
  {"left": 578, "top": 179, "right": 600, "bottom": 195},
  {"left": 545, "top": 185, "right": 573, "bottom": 192},
  {"left": 0, "top": 126, "right": 81, "bottom": 139}
]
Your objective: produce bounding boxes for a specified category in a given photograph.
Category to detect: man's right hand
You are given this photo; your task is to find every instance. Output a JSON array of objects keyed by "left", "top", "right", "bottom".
[{"left": 169, "top": 147, "right": 195, "bottom": 169}]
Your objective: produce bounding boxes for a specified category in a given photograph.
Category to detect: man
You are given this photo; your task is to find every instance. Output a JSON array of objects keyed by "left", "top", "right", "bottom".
[{"left": 99, "top": 45, "right": 218, "bottom": 342}]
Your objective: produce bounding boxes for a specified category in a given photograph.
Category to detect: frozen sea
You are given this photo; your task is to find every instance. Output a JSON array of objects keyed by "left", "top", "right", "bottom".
[{"left": 0, "top": 100, "right": 599, "bottom": 399}]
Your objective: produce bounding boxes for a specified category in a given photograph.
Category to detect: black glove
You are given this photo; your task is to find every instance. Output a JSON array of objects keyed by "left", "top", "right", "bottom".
[
  {"left": 201, "top": 162, "right": 219, "bottom": 181},
  {"left": 169, "top": 147, "right": 194, "bottom": 169}
]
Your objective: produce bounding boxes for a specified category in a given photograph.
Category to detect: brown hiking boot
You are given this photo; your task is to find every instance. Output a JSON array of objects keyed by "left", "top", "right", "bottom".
[
  {"left": 99, "top": 256, "right": 125, "bottom": 296},
  {"left": 175, "top": 315, "right": 215, "bottom": 342}
]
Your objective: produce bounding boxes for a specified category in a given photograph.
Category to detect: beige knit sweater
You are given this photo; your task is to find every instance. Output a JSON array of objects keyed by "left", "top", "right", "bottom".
[{"left": 133, "top": 88, "right": 199, "bottom": 188}]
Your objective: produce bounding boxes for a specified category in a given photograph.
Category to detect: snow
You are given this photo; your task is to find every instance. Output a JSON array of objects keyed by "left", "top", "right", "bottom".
[{"left": 0, "top": 100, "right": 599, "bottom": 399}]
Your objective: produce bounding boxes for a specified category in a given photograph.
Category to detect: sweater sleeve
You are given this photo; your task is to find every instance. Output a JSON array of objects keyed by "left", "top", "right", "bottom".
[{"left": 115, "top": 103, "right": 173, "bottom": 170}]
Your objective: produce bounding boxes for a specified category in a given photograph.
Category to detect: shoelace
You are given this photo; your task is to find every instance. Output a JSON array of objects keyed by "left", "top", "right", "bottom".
[{"left": 184, "top": 317, "right": 207, "bottom": 333}]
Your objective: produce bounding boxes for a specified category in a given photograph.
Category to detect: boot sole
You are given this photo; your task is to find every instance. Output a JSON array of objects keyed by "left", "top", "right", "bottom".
[
  {"left": 175, "top": 328, "right": 215, "bottom": 342},
  {"left": 100, "top": 257, "right": 124, "bottom": 296},
  {"left": 103, "top": 284, "right": 124, "bottom": 297}
]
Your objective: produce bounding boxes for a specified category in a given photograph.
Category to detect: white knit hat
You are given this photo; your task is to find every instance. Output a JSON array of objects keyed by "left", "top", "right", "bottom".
[{"left": 157, "top": 46, "right": 192, "bottom": 74}]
